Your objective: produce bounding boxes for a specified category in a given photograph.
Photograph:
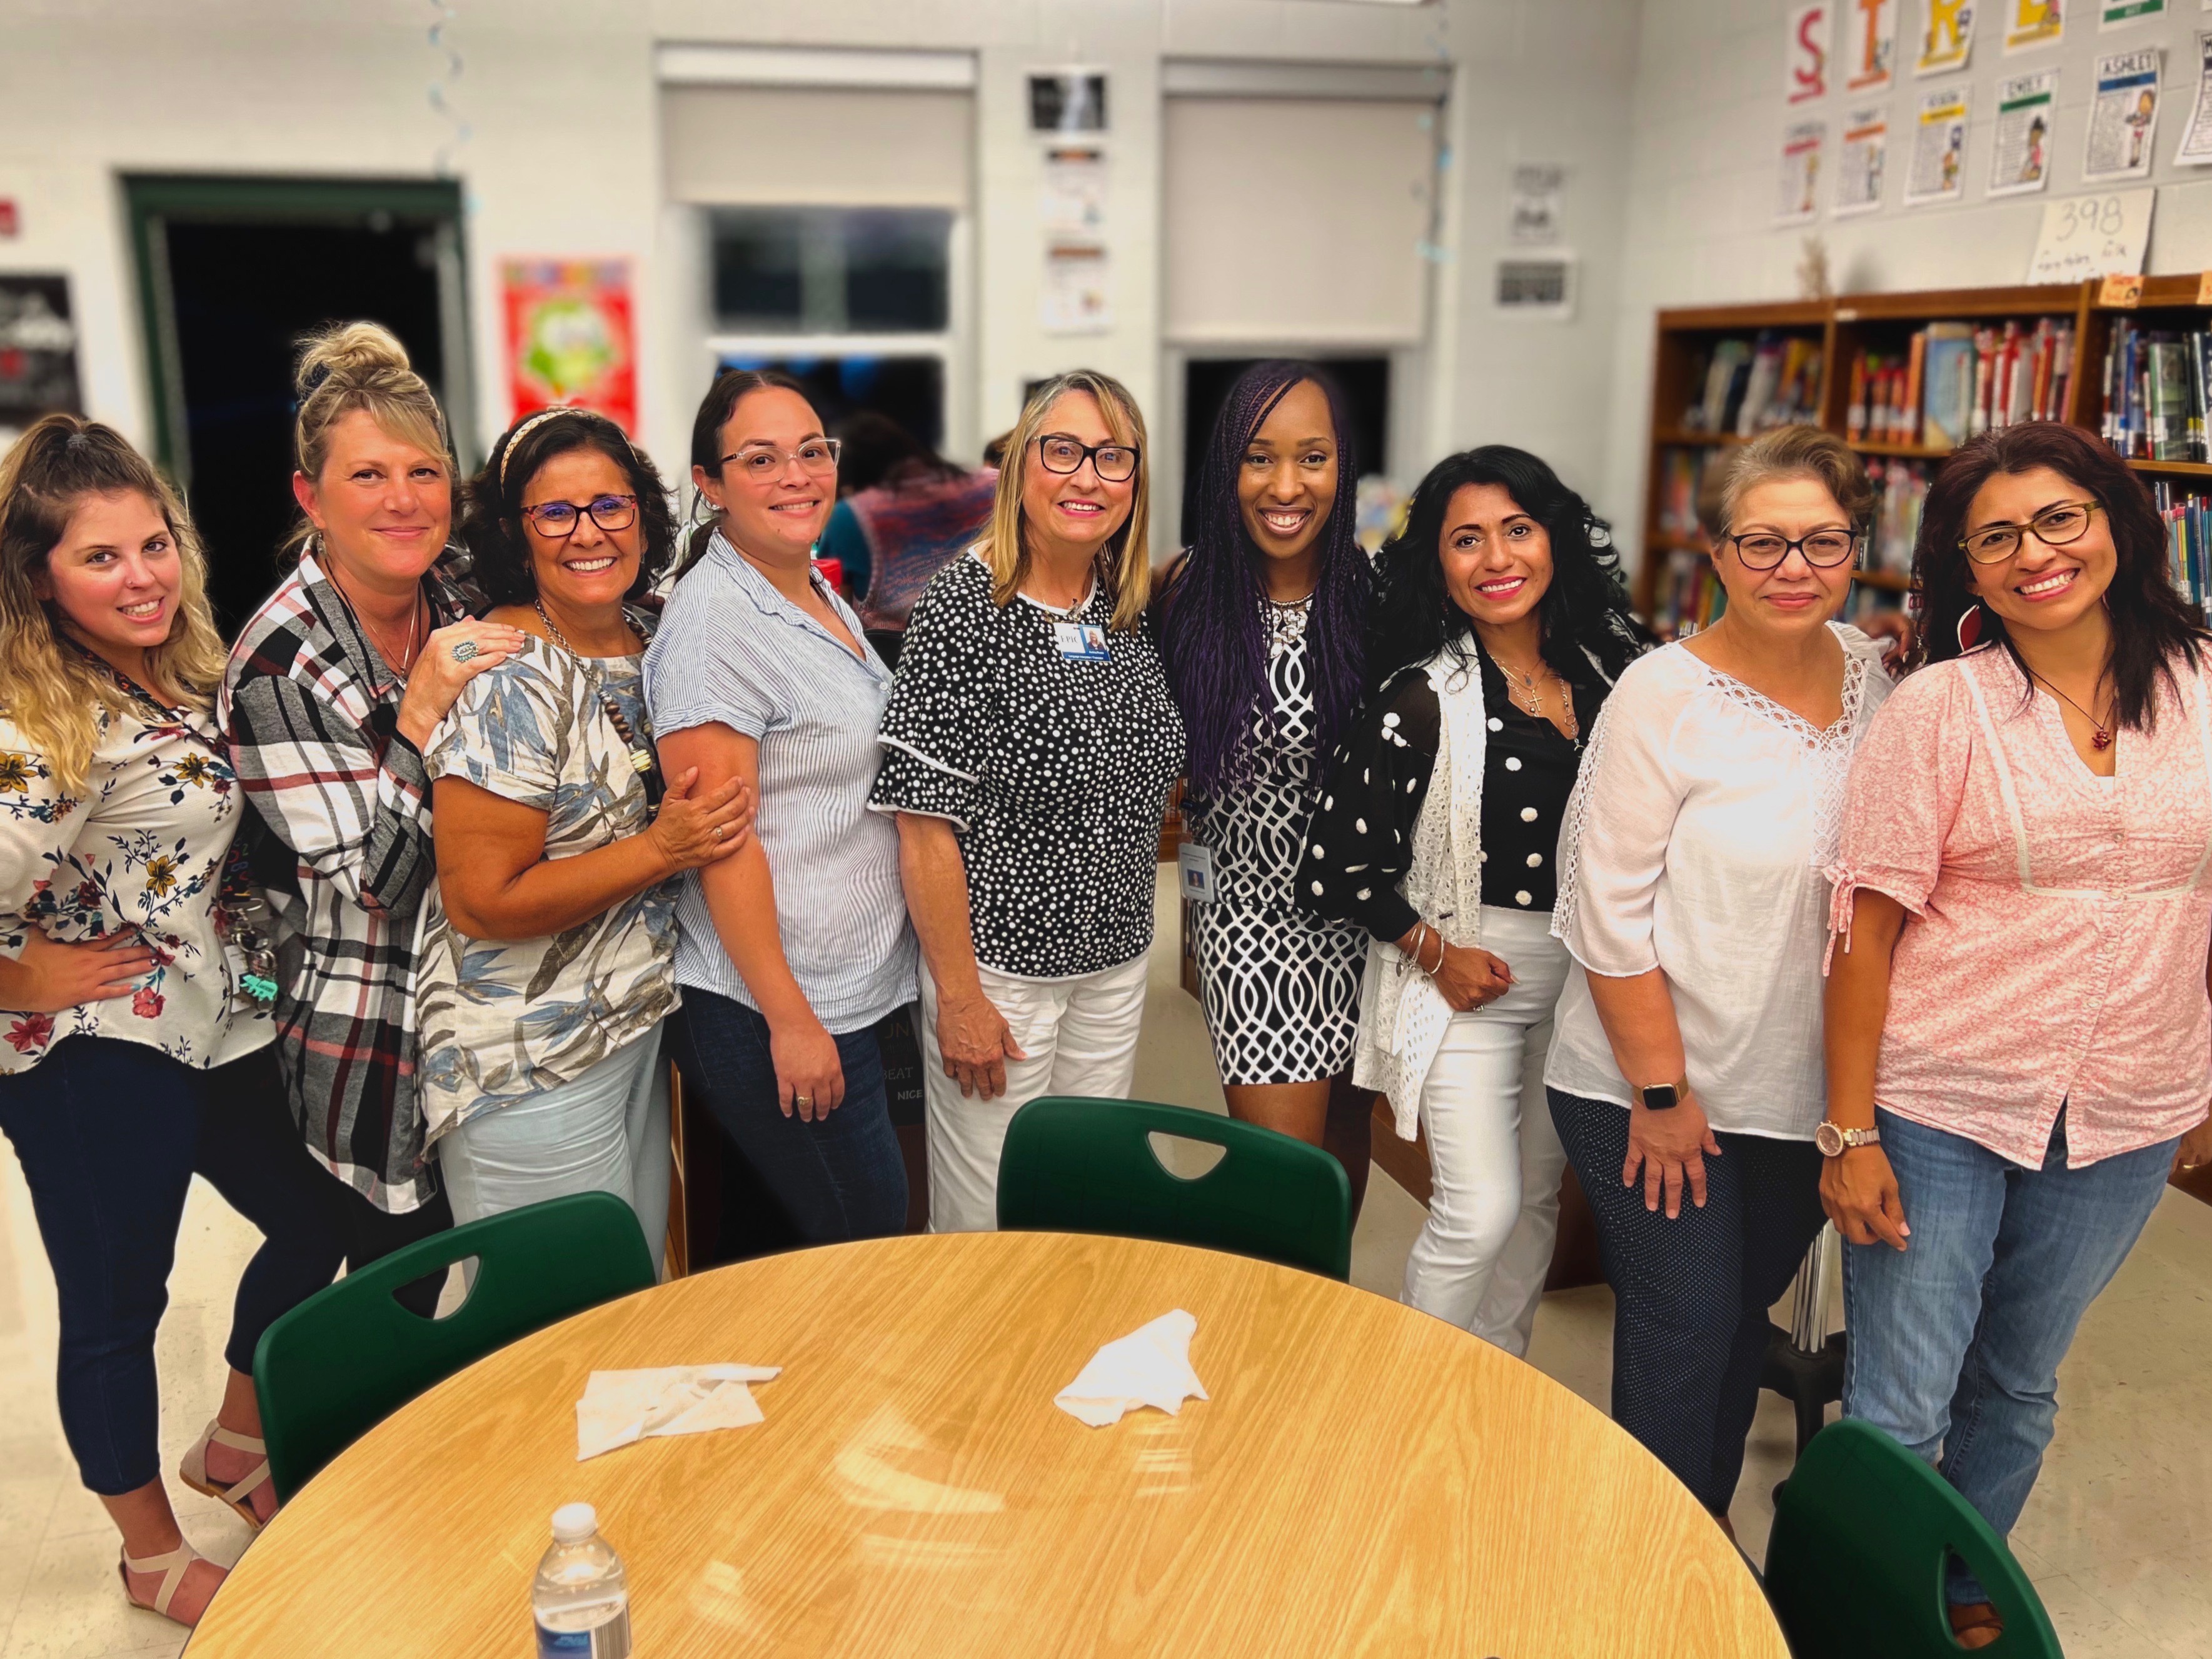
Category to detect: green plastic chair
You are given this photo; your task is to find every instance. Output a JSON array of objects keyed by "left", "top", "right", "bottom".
[
  {"left": 1764, "top": 1418, "right": 2062, "bottom": 1658},
  {"left": 253, "top": 1191, "right": 656, "bottom": 1501},
  {"left": 995, "top": 1096, "right": 1352, "bottom": 1280}
]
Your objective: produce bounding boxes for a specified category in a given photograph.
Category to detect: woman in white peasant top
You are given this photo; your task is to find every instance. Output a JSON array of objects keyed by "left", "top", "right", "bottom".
[{"left": 1544, "top": 426, "right": 1893, "bottom": 1531}]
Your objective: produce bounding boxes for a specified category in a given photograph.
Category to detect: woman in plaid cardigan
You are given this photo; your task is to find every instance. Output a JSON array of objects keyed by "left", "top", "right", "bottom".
[{"left": 220, "top": 323, "right": 523, "bottom": 1270}]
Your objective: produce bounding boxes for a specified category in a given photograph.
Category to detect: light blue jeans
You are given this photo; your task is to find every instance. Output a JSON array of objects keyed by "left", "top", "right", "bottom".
[
  {"left": 1842, "top": 1106, "right": 2177, "bottom": 1603},
  {"left": 436, "top": 1023, "right": 671, "bottom": 1275}
]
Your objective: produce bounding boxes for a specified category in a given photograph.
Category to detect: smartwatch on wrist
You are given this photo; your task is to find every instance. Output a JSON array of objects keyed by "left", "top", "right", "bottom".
[
  {"left": 1639, "top": 1077, "right": 1687, "bottom": 1112},
  {"left": 1814, "top": 1121, "right": 1882, "bottom": 1158}
]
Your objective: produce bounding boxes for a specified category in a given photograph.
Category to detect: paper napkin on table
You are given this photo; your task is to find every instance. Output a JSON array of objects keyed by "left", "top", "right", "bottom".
[
  {"left": 1055, "top": 1310, "right": 1208, "bottom": 1428},
  {"left": 575, "top": 1364, "right": 782, "bottom": 1461}
]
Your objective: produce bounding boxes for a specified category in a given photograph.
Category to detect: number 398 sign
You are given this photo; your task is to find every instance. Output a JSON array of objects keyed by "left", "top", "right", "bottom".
[{"left": 2026, "top": 188, "right": 2157, "bottom": 286}]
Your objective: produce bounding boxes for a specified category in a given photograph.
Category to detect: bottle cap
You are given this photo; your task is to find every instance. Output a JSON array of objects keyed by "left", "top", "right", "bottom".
[{"left": 550, "top": 1502, "right": 598, "bottom": 1542}]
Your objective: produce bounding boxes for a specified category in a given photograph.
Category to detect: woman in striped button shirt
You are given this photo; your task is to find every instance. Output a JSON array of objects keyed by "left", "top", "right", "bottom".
[{"left": 646, "top": 371, "right": 919, "bottom": 1243}]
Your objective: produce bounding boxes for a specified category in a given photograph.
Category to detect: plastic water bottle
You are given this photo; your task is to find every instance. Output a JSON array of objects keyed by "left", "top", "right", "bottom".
[{"left": 533, "top": 1503, "right": 632, "bottom": 1658}]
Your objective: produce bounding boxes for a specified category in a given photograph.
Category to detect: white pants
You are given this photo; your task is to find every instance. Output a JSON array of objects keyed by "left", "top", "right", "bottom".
[
  {"left": 1404, "top": 908, "right": 1571, "bottom": 1356},
  {"left": 920, "top": 954, "right": 1151, "bottom": 1233},
  {"left": 436, "top": 1022, "right": 671, "bottom": 1274}
]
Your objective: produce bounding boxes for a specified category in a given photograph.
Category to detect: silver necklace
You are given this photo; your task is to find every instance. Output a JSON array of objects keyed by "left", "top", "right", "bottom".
[
  {"left": 327, "top": 563, "right": 425, "bottom": 680},
  {"left": 1263, "top": 589, "right": 1313, "bottom": 650},
  {"left": 534, "top": 601, "right": 659, "bottom": 788}
]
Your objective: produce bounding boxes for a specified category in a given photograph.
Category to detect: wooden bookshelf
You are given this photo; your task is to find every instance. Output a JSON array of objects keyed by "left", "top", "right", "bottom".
[{"left": 1636, "top": 278, "right": 2212, "bottom": 631}]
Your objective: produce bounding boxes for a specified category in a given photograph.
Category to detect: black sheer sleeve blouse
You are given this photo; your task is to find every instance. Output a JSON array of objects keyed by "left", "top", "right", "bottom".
[{"left": 1296, "top": 652, "right": 1608, "bottom": 940}]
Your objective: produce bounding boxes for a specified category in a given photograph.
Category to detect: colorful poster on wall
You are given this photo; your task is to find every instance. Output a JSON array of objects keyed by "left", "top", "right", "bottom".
[
  {"left": 502, "top": 259, "right": 637, "bottom": 432},
  {"left": 2084, "top": 47, "right": 2163, "bottom": 179},
  {"left": 2101, "top": 0, "right": 2167, "bottom": 26},
  {"left": 1040, "top": 146, "right": 1109, "bottom": 236},
  {"left": 1835, "top": 106, "right": 1891, "bottom": 212},
  {"left": 1906, "top": 83, "right": 1973, "bottom": 201},
  {"left": 2004, "top": 0, "right": 2066, "bottom": 50},
  {"left": 0, "top": 274, "right": 81, "bottom": 443},
  {"left": 1917, "top": 0, "right": 1979, "bottom": 73},
  {"left": 1788, "top": 4, "right": 1832, "bottom": 103},
  {"left": 1777, "top": 119, "right": 1828, "bottom": 223},
  {"left": 2174, "top": 31, "right": 2212, "bottom": 163},
  {"left": 1041, "top": 243, "right": 1112, "bottom": 334},
  {"left": 1989, "top": 68, "right": 2059, "bottom": 192},
  {"left": 1846, "top": 0, "right": 1901, "bottom": 91}
]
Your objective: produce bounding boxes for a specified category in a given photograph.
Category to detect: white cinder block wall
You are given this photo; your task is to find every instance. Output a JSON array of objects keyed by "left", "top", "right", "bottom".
[
  {"left": 0, "top": 0, "right": 1642, "bottom": 539},
  {"left": 1604, "top": 0, "right": 2212, "bottom": 574}
]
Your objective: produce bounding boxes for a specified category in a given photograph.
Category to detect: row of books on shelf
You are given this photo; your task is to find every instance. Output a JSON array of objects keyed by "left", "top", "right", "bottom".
[
  {"left": 1654, "top": 447, "right": 1709, "bottom": 539},
  {"left": 1681, "top": 332, "right": 1824, "bottom": 437},
  {"left": 1866, "top": 457, "right": 1931, "bottom": 578},
  {"left": 1843, "top": 319, "right": 2074, "bottom": 450},
  {"left": 2155, "top": 482, "right": 2212, "bottom": 612},
  {"left": 2101, "top": 319, "right": 2212, "bottom": 463},
  {"left": 1644, "top": 543, "right": 1909, "bottom": 639}
]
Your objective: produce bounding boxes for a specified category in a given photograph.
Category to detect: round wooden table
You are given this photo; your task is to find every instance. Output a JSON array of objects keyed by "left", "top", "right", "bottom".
[{"left": 188, "top": 1232, "right": 1786, "bottom": 1657}]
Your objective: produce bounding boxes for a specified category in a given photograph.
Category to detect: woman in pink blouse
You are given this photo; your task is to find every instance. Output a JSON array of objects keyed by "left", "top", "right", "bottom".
[{"left": 1826, "top": 423, "right": 2212, "bottom": 1650}]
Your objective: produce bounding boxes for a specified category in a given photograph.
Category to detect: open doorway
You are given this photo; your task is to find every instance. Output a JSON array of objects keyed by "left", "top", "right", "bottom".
[{"left": 125, "top": 176, "right": 471, "bottom": 634}]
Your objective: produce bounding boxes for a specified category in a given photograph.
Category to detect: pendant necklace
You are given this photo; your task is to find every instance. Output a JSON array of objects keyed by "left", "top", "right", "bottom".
[
  {"left": 2028, "top": 670, "right": 2113, "bottom": 751},
  {"left": 535, "top": 601, "right": 665, "bottom": 804},
  {"left": 1493, "top": 653, "right": 1579, "bottom": 741},
  {"left": 328, "top": 566, "right": 425, "bottom": 681}
]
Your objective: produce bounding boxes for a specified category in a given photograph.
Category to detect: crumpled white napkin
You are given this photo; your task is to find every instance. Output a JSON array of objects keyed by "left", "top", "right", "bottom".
[
  {"left": 575, "top": 1364, "right": 782, "bottom": 1461},
  {"left": 1055, "top": 1310, "right": 1208, "bottom": 1428}
]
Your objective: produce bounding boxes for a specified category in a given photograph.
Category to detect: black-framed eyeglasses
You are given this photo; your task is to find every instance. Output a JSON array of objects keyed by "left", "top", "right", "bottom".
[
  {"left": 1720, "top": 526, "right": 1862, "bottom": 571},
  {"left": 1035, "top": 434, "right": 1140, "bottom": 484},
  {"left": 522, "top": 494, "right": 638, "bottom": 538},
  {"left": 720, "top": 439, "right": 842, "bottom": 480},
  {"left": 1959, "top": 500, "right": 2101, "bottom": 565}
]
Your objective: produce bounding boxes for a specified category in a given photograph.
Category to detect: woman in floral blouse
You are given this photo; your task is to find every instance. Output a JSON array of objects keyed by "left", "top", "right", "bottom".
[
  {"left": 416, "top": 408, "right": 750, "bottom": 1252},
  {"left": 1825, "top": 423, "right": 2212, "bottom": 1649},
  {"left": 0, "top": 417, "right": 344, "bottom": 1626}
]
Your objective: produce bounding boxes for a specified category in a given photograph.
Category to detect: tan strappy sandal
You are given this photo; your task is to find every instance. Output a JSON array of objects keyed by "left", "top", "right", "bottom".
[
  {"left": 118, "top": 1541, "right": 213, "bottom": 1626},
  {"left": 179, "top": 1418, "right": 273, "bottom": 1529}
]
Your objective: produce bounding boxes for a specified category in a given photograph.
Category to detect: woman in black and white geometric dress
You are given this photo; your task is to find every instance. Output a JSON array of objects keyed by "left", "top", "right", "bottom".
[{"left": 1157, "top": 362, "right": 1374, "bottom": 1211}]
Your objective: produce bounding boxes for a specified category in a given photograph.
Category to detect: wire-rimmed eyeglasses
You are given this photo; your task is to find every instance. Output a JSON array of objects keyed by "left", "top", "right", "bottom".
[
  {"left": 522, "top": 493, "right": 639, "bottom": 538},
  {"left": 1959, "top": 500, "right": 2101, "bottom": 565}
]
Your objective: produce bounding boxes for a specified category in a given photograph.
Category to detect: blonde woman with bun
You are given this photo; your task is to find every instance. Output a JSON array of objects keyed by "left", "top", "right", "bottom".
[
  {"left": 221, "top": 321, "right": 523, "bottom": 1281},
  {"left": 0, "top": 418, "right": 345, "bottom": 1624}
]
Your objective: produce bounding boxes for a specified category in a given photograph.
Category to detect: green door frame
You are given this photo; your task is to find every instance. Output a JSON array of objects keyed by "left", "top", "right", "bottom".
[{"left": 123, "top": 174, "right": 475, "bottom": 486}]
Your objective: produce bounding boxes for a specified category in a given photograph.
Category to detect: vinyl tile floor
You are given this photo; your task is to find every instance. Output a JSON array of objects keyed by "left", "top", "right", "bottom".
[{"left": 2, "top": 878, "right": 2208, "bottom": 1656}]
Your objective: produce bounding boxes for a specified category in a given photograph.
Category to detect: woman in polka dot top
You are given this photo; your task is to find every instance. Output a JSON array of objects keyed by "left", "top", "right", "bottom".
[
  {"left": 1297, "top": 446, "right": 1647, "bottom": 1355},
  {"left": 872, "top": 371, "right": 1185, "bottom": 1233}
]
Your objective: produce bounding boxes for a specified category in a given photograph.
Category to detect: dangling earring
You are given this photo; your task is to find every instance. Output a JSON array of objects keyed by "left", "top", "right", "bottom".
[{"left": 1956, "top": 602, "right": 1983, "bottom": 652}]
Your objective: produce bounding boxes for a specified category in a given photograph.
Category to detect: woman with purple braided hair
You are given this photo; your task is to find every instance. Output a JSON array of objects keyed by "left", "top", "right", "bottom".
[{"left": 1157, "top": 363, "right": 1375, "bottom": 1213}]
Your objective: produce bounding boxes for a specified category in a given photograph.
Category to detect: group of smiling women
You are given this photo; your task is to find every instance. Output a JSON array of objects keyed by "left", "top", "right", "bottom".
[{"left": 3, "top": 323, "right": 2208, "bottom": 1649}]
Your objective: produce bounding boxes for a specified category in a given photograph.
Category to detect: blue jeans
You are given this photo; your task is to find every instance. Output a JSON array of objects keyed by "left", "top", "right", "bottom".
[
  {"left": 1842, "top": 1106, "right": 2178, "bottom": 1603},
  {"left": 0, "top": 1038, "right": 344, "bottom": 1493},
  {"left": 673, "top": 991, "right": 907, "bottom": 1245}
]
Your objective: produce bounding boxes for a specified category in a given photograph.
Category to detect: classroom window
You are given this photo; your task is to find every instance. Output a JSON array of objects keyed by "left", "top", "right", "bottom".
[{"left": 710, "top": 209, "right": 952, "bottom": 334}]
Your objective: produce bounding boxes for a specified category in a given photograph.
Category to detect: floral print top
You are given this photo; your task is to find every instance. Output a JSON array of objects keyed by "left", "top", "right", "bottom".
[
  {"left": 414, "top": 615, "right": 679, "bottom": 1141},
  {"left": 0, "top": 669, "right": 273, "bottom": 1074}
]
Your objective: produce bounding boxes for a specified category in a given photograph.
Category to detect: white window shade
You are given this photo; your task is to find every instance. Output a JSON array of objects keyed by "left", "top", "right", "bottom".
[
  {"left": 1164, "top": 97, "right": 1435, "bottom": 346},
  {"left": 662, "top": 86, "right": 972, "bottom": 208}
]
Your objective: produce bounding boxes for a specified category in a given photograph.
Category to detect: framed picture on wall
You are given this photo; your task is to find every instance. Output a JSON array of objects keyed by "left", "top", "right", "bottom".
[
  {"left": 0, "top": 274, "right": 82, "bottom": 443},
  {"left": 1030, "top": 72, "right": 1108, "bottom": 133}
]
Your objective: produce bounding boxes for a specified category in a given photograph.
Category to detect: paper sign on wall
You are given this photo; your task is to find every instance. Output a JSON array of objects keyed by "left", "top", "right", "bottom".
[
  {"left": 1042, "top": 243, "right": 1112, "bottom": 334},
  {"left": 1846, "top": 0, "right": 1901, "bottom": 91},
  {"left": 1906, "top": 84, "right": 1973, "bottom": 202},
  {"left": 2101, "top": 0, "right": 2168, "bottom": 25},
  {"left": 1041, "top": 147, "right": 1109, "bottom": 236},
  {"left": 501, "top": 259, "right": 636, "bottom": 431},
  {"left": 1789, "top": 4, "right": 1833, "bottom": 103},
  {"left": 1989, "top": 69, "right": 2059, "bottom": 193},
  {"left": 1835, "top": 106, "right": 1891, "bottom": 213},
  {"left": 1778, "top": 120, "right": 1828, "bottom": 223},
  {"left": 2004, "top": 0, "right": 2066, "bottom": 50},
  {"left": 2174, "top": 31, "right": 2212, "bottom": 163},
  {"left": 1917, "top": 0, "right": 1978, "bottom": 74},
  {"left": 2024, "top": 186, "right": 2156, "bottom": 281},
  {"left": 1509, "top": 164, "right": 1567, "bottom": 244},
  {"left": 2085, "top": 48, "right": 2163, "bottom": 180}
]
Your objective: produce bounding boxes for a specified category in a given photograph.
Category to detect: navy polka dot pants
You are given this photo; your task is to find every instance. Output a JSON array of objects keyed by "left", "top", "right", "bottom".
[{"left": 1549, "top": 1087, "right": 1827, "bottom": 1515}]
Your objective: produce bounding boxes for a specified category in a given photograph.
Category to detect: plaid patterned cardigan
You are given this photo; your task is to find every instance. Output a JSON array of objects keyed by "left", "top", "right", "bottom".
[{"left": 218, "top": 547, "right": 478, "bottom": 1212}]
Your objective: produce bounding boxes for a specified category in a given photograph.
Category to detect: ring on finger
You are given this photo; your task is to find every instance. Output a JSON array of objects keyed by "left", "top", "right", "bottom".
[{"left": 451, "top": 640, "right": 480, "bottom": 663}]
